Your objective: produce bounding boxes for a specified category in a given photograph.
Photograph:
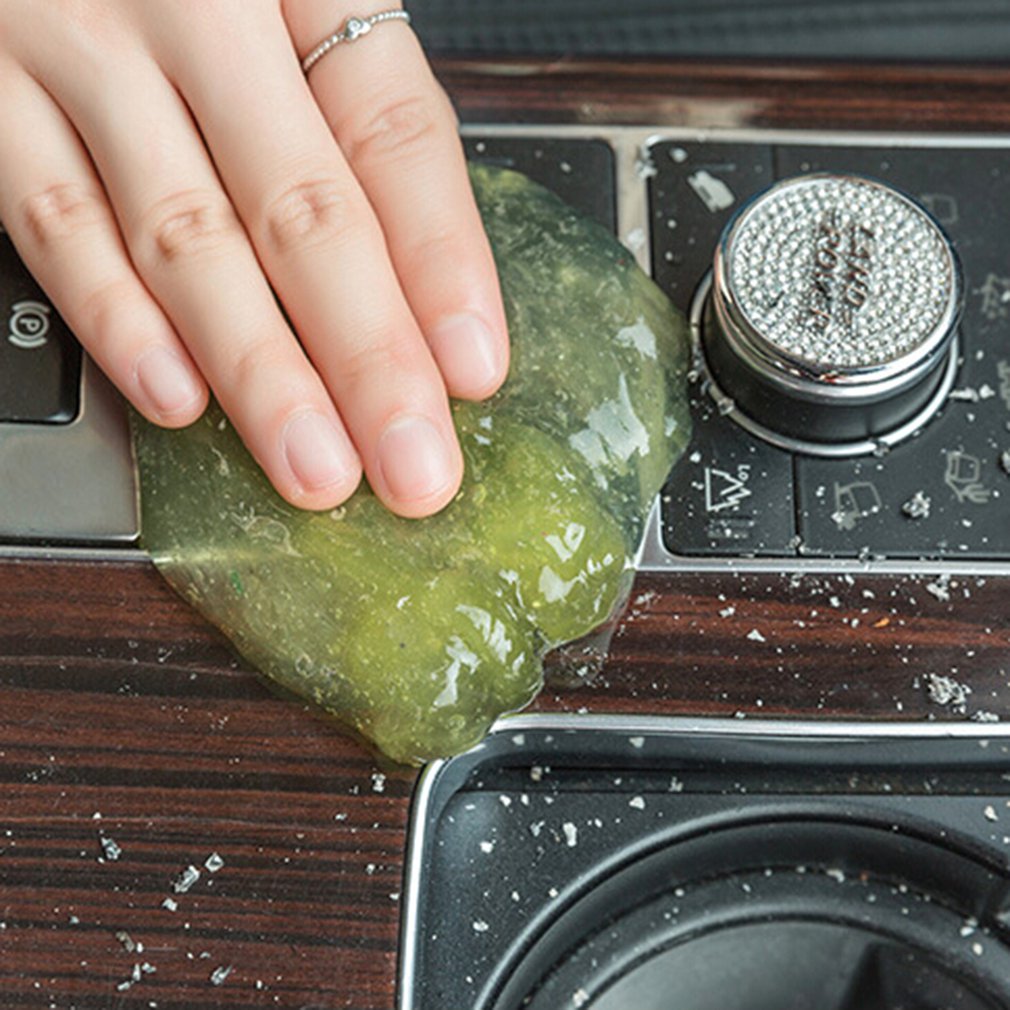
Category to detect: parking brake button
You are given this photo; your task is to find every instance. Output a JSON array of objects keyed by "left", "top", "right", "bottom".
[{"left": 0, "top": 233, "right": 81, "bottom": 423}]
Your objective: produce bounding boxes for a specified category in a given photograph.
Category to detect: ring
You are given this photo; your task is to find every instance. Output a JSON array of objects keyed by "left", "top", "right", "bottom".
[{"left": 301, "top": 10, "right": 412, "bottom": 74}]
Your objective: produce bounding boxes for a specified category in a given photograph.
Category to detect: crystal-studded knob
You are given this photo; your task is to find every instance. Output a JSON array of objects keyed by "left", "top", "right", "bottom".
[{"left": 698, "top": 174, "right": 963, "bottom": 456}]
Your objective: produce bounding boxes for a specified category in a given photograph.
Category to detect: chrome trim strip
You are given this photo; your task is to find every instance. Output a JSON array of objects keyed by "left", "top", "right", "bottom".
[
  {"left": 397, "top": 753, "right": 449, "bottom": 1010},
  {"left": 488, "top": 710, "right": 1010, "bottom": 738},
  {"left": 462, "top": 122, "right": 1010, "bottom": 147},
  {"left": 0, "top": 545, "right": 147, "bottom": 563}
]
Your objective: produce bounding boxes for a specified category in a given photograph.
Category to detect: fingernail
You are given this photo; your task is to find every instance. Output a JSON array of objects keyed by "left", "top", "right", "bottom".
[
  {"left": 428, "top": 313, "right": 503, "bottom": 394},
  {"left": 377, "top": 414, "right": 455, "bottom": 502},
  {"left": 136, "top": 347, "right": 203, "bottom": 417},
  {"left": 282, "top": 411, "right": 354, "bottom": 491}
]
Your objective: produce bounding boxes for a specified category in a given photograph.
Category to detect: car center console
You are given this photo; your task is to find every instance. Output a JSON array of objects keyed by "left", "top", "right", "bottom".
[
  {"left": 5, "top": 127, "right": 1009, "bottom": 573},
  {"left": 2, "top": 59, "right": 1010, "bottom": 1010}
]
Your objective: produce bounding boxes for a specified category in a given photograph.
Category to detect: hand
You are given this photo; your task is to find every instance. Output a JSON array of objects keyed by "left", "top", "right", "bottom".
[{"left": 0, "top": 0, "right": 508, "bottom": 517}]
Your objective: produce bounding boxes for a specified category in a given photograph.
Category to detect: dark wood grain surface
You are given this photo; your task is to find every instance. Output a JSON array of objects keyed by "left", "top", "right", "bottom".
[{"left": 3, "top": 59, "right": 1010, "bottom": 1009}]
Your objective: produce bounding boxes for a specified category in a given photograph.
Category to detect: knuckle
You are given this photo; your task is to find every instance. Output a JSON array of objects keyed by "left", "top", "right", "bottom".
[
  {"left": 50, "top": 0, "right": 114, "bottom": 41},
  {"left": 342, "top": 92, "right": 444, "bottom": 165},
  {"left": 339, "top": 332, "right": 417, "bottom": 395},
  {"left": 43, "top": 2, "right": 135, "bottom": 72},
  {"left": 262, "top": 178, "right": 356, "bottom": 255},
  {"left": 401, "top": 225, "right": 459, "bottom": 278},
  {"left": 228, "top": 335, "right": 291, "bottom": 396},
  {"left": 18, "top": 183, "right": 107, "bottom": 250},
  {"left": 141, "top": 190, "right": 241, "bottom": 267},
  {"left": 76, "top": 278, "right": 138, "bottom": 355}
]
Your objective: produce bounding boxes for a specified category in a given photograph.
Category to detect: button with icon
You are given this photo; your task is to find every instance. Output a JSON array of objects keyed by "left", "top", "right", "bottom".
[
  {"left": 0, "top": 236, "right": 81, "bottom": 424},
  {"left": 8, "top": 300, "right": 52, "bottom": 350}
]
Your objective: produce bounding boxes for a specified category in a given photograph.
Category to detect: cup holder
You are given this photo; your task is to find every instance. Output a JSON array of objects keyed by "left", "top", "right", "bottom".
[
  {"left": 399, "top": 722, "right": 1010, "bottom": 1010},
  {"left": 493, "top": 819, "right": 1010, "bottom": 1009}
]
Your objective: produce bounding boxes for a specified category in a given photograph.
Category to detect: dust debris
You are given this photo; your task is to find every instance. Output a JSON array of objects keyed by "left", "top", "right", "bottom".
[
  {"left": 984, "top": 805, "right": 999, "bottom": 822},
  {"left": 562, "top": 822, "right": 578, "bottom": 847},
  {"left": 669, "top": 776, "right": 684, "bottom": 792},
  {"left": 623, "top": 227, "right": 647, "bottom": 253},
  {"left": 115, "top": 962, "right": 156, "bottom": 992},
  {"left": 746, "top": 629, "right": 767, "bottom": 643},
  {"left": 161, "top": 897, "right": 178, "bottom": 912},
  {"left": 115, "top": 930, "right": 138, "bottom": 953},
  {"left": 172, "top": 864, "right": 201, "bottom": 894},
  {"left": 479, "top": 841, "right": 495, "bottom": 854},
  {"left": 573, "top": 988, "right": 590, "bottom": 1008},
  {"left": 634, "top": 145, "right": 658, "bottom": 180},
  {"left": 628, "top": 796, "right": 646, "bottom": 810},
  {"left": 209, "top": 964, "right": 233, "bottom": 986},
  {"left": 99, "top": 835, "right": 122, "bottom": 862},
  {"left": 924, "top": 673, "right": 972, "bottom": 713},
  {"left": 973, "top": 711, "right": 1001, "bottom": 723},
  {"left": 204, "top": 852, "right": 225, "bottom": 873},
  {"left": 960, "top": 916, "right": 979, "bottom": 937},
  {"left": 472, "top": 920, "right": 490, "bottom": 933},
  {"left": 901, "top": 491, "right": 932, "bottom": 520},
  {"left": 371, "top": 772, "right": 386, "bottom": 793},
  {"left": 950, "top": 385, "right": 996, "bottom": 401},
  {"left": 628, "top": 736, "right": 645, "bottom": 749},
  {"left": 1001, "top": 449, "right": 1010, "bottom": 475},
  {"left": 924, "top": 574, "right": 952, "bottom": 602}
]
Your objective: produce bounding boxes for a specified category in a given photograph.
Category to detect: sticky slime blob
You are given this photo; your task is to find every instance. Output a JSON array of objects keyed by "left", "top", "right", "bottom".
[{"left": 133, "top": 164, "right": 691, "bottom": 764}]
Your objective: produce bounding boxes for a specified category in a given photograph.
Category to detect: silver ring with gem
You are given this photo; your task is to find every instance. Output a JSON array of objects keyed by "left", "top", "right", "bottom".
[{"left": 301, "top": 10, "right": 412, "bottom": 74}]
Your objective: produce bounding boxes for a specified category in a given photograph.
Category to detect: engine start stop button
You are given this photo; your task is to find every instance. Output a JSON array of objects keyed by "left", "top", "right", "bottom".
[{"left": 697, "top": 173, "right": 963, "bottom": 456}]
